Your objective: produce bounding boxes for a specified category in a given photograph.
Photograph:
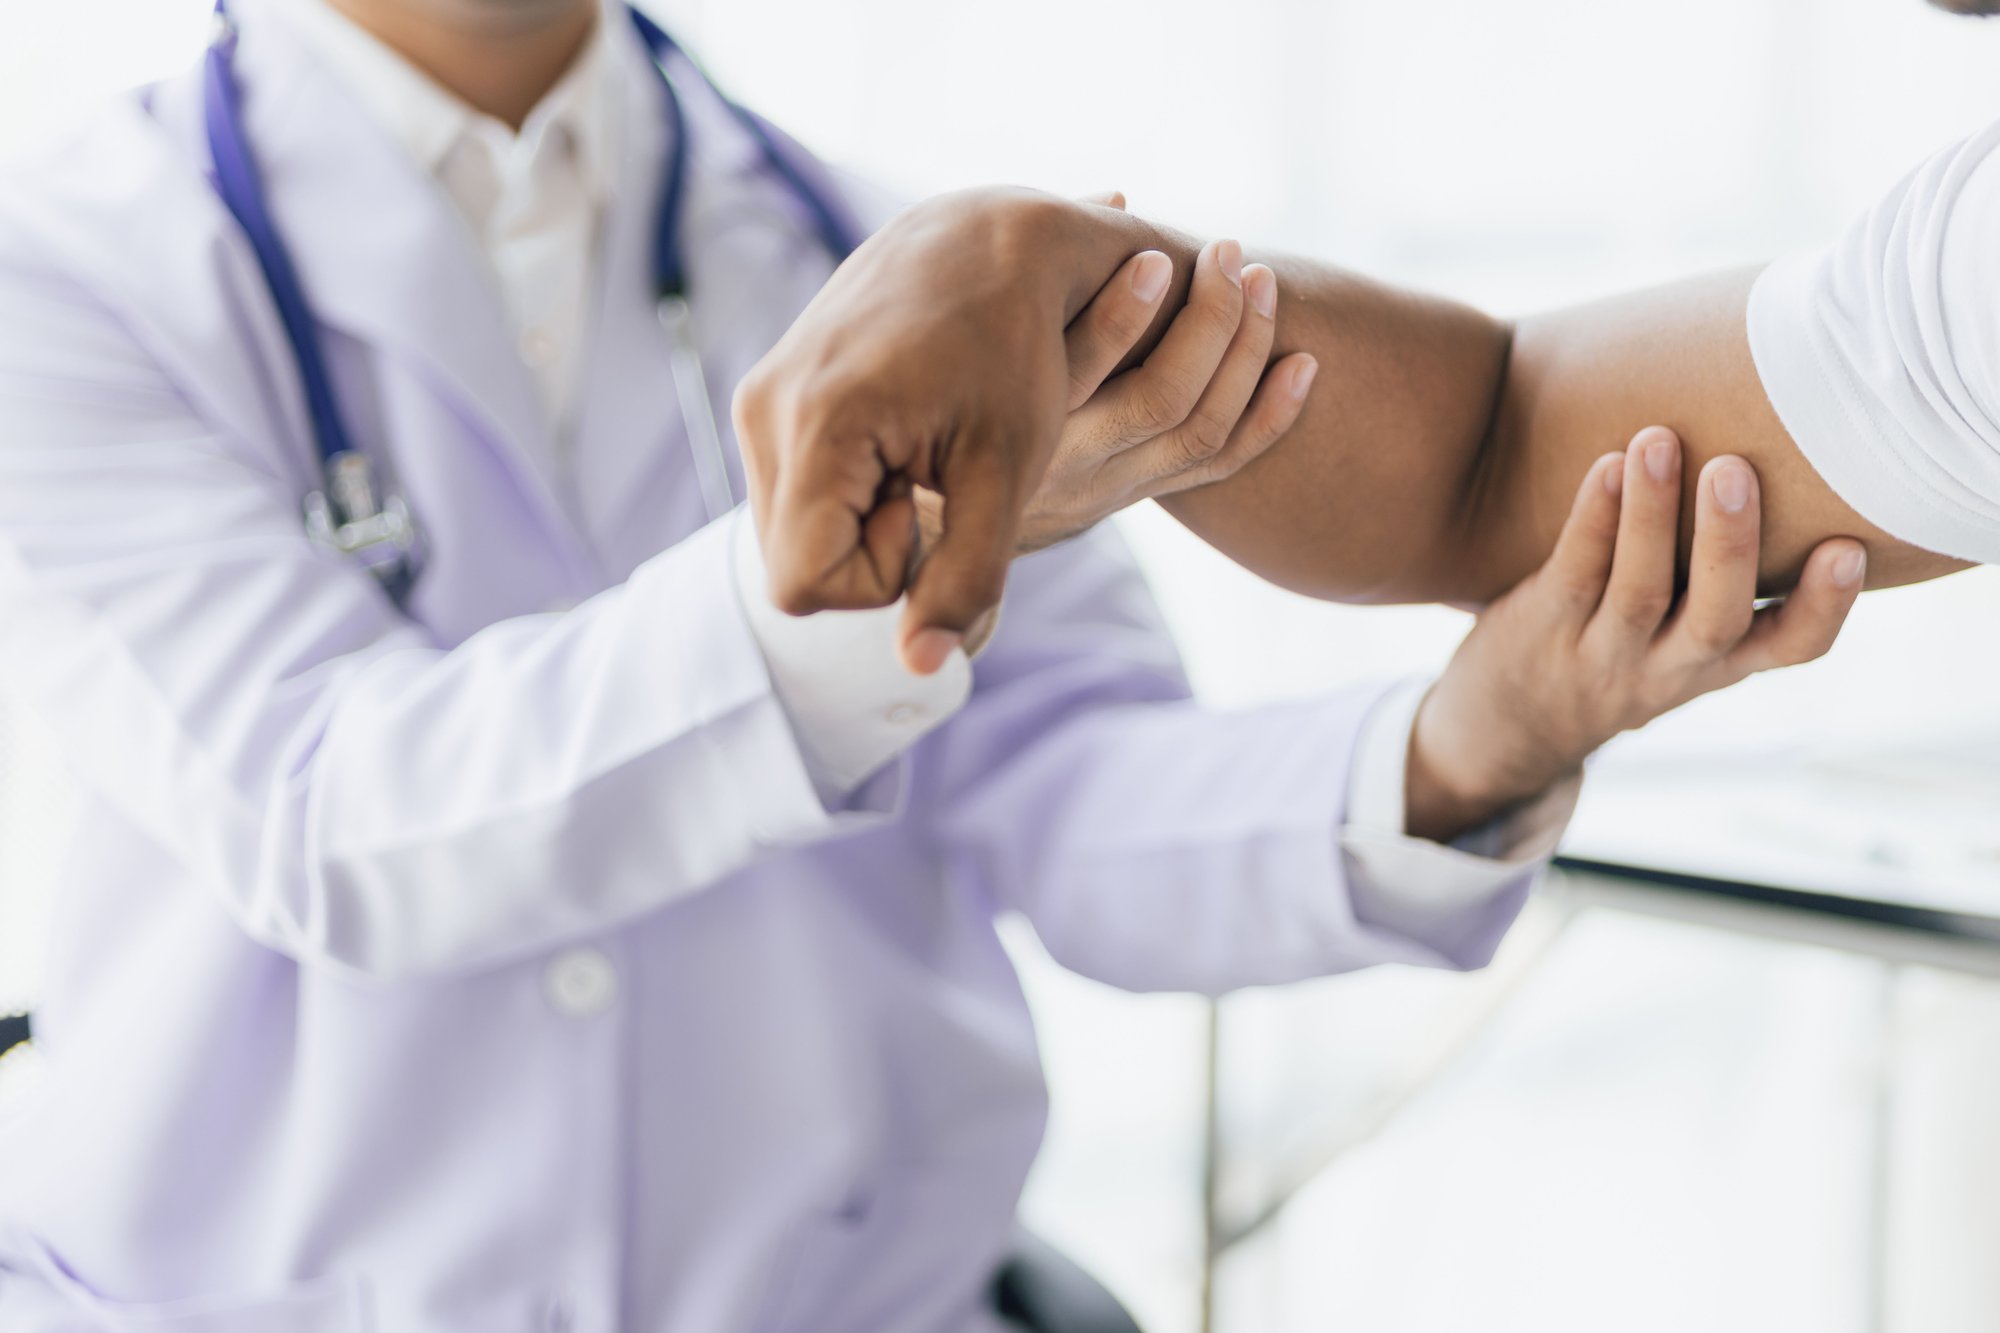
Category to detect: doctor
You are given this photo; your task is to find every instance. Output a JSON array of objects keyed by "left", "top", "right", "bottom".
[{"left": 0, "top": 1, "right": 1857, "bottom": 1331}]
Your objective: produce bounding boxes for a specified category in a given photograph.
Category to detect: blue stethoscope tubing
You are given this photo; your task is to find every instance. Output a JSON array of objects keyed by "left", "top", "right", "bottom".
[{"left": 200, "top": 0, "right": 862, "bottom": 597}]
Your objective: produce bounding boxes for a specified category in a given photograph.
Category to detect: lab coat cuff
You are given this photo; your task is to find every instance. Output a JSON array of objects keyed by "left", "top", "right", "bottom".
[
  {"left": 623, "top": 516, "right": 850, "bottom": 852},
  {"left": 1341, "top": 676, "right": 1581, "bottom": 946},
  {"left": 731, "top": 511, "right": 972, "bottom": 810}
]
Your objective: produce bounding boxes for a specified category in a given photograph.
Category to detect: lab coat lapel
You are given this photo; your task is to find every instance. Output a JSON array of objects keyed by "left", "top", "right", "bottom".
[
  {"left": 567, "top": 30, "right": 846, "bottom": 578},
  {"left": 564, "top": 37, "right": 702, "bottom": 572},
  {"left": 231, "top": 10, "right": 601, "bottom": 581}
]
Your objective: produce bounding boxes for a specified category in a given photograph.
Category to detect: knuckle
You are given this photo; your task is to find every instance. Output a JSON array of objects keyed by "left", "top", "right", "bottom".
[
  {"left": 1548, "top": 570, "right": 1602, "bottom": 611},
  {"left": 1173, "top": 411, "right": 1232, "bottom": 464},
  {"left": 1195, "top": 440, "right": 1255, "bottom": 485},
  {"left": 771, "top": 578, "right": 822, "bottom": 617},
  {"left": 1107, "top": 300, "right": 1154, "bottom": 343},
  {"left": 1703, "top": 527, "right": 1761, "bottom": 569},
  {"left": 1683, "top": 630, "right": 1733, "bottom": 662},
  {"left": 1683, "top": 615, "right": 1749, "bottom": 659},
  {"left": 1196, "top": 301, "right": 1241, "bottom": 344},
  {"left": 1610, "top": 586, "right": 1674, "bottom": 628},
  {"left": 1128, "top": 375, "right": 1199, "bottom": 432},
  {"left": 1075, "top": 308, "right": 1143, "bottom": 364}
]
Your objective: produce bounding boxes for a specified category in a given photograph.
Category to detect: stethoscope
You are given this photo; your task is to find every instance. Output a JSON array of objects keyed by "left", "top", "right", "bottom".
[{"left": 200, "top": 1, "right": 861, "bottom": 601}]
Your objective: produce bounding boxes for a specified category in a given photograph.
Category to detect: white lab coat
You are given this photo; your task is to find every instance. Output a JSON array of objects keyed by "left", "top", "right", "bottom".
[{"left": 0, "top": 7, "right": 1542, "bottom": 1330}]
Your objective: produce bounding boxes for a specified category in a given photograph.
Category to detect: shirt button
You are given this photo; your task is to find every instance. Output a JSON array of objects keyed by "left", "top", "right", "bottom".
[
  {"left": 544, "top": 947, "right": 617, "bottom": 1019},
  {"left": 521, "top": 327, "right": 558, "bottom": 368},
  {"left": 885, "top": 703, "right": 926, "bottom": 726}
]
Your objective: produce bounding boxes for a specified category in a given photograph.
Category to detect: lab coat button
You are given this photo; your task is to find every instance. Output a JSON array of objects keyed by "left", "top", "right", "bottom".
[
  {"left": 521, "top": 328, "right": 558, "bottom": 368},
  {"left": 885, "top": 702, "right": 925, "bottom": 726},
  {"left": 544, "top": 948, "right": 616, "bottom": 1018}
]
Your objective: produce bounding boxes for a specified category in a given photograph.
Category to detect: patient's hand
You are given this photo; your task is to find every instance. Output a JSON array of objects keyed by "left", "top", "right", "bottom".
[
  {"left": 1404, "top": 428, "right": 1866, "bottom": 844},
  {"left": 914, "top": 234, "right": 1316, "bottom": 557}
]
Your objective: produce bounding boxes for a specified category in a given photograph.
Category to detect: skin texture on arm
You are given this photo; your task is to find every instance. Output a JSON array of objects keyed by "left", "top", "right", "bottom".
[{"left": 1159, "top": 262, "right": 1971, "bottom": 606}]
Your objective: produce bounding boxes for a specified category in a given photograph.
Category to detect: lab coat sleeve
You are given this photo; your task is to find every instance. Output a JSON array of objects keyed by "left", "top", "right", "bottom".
[
  {"left": 0, "top": 249, "right": 895, "bottom": 983},
  {"left": 923, "top": 528, "right": 1548, "bottom": 996}
]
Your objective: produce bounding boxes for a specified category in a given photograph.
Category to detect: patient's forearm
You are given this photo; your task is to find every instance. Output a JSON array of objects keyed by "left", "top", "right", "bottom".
[
  {"left": 920, "top": 195, "right": 1959, "bottom": 602},
  {"left": 1151, "top": 255, "right": 1516, "bottom": 603},
  {"left": 739, "top": 190, "right": 1966, "bottom": 640},
  {"left": 1109, "top": 231, "right": 1966, "bottom": 602}
]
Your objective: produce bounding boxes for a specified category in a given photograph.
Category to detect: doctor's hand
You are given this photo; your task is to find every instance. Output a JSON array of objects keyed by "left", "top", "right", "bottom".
[
  {"left": 1402, "top": 428, "right": 1866, "bottom": 845},
  {"left": 913, "top": 238, "right": 1317, "bottom": 556},
  {"left": 734, "top": 187, "right": 1179, "bottom": 675}
]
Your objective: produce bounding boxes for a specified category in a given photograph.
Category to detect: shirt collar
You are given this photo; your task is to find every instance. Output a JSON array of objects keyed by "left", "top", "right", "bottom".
[{"left": 269, "top": 0, "right": 621, "bottom": 204}]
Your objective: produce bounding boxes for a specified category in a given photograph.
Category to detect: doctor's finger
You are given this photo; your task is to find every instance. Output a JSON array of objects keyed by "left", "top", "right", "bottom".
[
  {"left": 900, "top": 442, "right": 1023, "bottom": 673},
  {"left": 1659, "top": 457, "right": 1761, "bottom": 662},
  {"left": 1092, "top": 238, "right": 1246, "bottom": 437},
  {"left": 1079, "top": 190, "right": 1128, "bottom": 211},
  {"left": 1596, "top": 427, "right": 1683, "bottom": 642},
  {"left": 1725, "top": 539, "right": 1865, "bottom": 677},
  {"left": 1065, "top": 250, "right": 1173, "bottom": 410},
  {"left": 1536, "top": 453, "right": 1626, "bottom": 618}
]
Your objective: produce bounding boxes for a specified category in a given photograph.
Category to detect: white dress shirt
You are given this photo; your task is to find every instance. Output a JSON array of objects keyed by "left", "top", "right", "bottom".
[{"left": 273, "top": 0, "right": 1569, "bottom": 896}]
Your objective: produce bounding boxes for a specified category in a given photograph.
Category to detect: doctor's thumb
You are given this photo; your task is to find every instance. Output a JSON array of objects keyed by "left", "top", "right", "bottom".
[{"left": 899, "top": 501, "right": 1014, "bottom": 676}]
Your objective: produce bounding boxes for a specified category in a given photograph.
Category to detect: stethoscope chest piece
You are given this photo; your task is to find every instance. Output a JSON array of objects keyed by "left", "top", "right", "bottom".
[{"left": 303, "top": 451, "right": 420, "bottom": 587}]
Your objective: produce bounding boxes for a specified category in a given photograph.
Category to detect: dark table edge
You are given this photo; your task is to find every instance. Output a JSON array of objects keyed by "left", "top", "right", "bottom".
[{"left": 1552, "top": 855, "right": 2000, "bottom": 947}]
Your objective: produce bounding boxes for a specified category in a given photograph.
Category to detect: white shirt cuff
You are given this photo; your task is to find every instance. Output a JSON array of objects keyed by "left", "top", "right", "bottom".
[
  {"left": 731, "top": 510, "right": 972, "bottom": 808},
  {"left": 1341, "top": 677, "right": 1582, "bottom": 933}
]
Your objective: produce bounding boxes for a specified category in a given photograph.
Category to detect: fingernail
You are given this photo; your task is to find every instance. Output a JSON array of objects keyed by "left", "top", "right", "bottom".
[
  {"left": 1644, "top": 436, "right": 1678, "bottom": 483},
  {"left": 1833, "top": 546, "right": 1867, "bottom": 588},
  {"left": 1602, "top": 456, "right": 1625, "bottom": 497},
  {"left": 1131, "top": 251, "right": 1171, "bottom": 305},
  {"left": 1288, "top": 356, "right": 1318, "bottom": 401},
  {"left": 905, "top": 627, "right": 963, "bottom": 675},
  {"left": 1712, "top": 462, "right": 1753, "bottom": 514},
  {"left": 1216, "top": 239, "right": 1244, "bottom": 287},
  {"left": 1246, "top": 264, "right": 1277, "bottom": 319}
]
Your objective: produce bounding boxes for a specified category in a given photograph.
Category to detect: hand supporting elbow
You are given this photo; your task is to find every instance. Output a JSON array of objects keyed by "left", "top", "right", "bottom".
[{"left": 1404, "top": 427, "right": 1867, "bottom": 845}]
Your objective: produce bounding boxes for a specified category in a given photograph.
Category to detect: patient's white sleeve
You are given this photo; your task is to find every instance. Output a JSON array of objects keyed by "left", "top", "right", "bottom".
[{"left": 1748, "top": 119, "right": 2000, "bottom": 564}]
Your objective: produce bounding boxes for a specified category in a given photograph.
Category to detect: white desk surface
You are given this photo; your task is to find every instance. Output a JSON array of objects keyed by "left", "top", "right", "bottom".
[{"left": 1560, "top": 731, "right": 2000, "bottom": 919}]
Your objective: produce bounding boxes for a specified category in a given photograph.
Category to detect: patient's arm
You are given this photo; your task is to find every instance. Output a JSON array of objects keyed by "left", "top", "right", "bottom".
[
  {"left": 1160, "top": 262, "right": 1969, "bottom": 606},
  {"left": 733, "top": 190, "right": 1969, "bottom": 659}
]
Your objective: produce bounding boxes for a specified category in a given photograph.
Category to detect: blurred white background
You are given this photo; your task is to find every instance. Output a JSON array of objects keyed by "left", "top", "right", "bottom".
[{"left": 4, "top": 0, "right": 2000, "bottom": 1329}]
